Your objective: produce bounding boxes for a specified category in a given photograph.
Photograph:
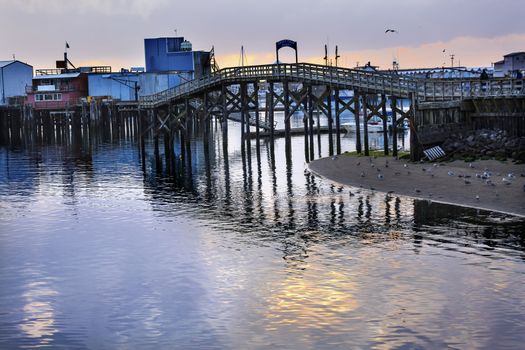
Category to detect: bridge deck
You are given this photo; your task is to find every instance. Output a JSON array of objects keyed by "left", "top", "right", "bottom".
[{"left": 139, "top": 63, "right": 524, "bottom": 109}]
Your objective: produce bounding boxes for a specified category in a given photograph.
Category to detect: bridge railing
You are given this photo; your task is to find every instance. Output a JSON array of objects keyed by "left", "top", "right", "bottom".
[
  {"left": 139, "top": 63, "right": 525, "bottom": 108},
  {"left": 414, "top": 78, "right": 524, "bottom": 101}
]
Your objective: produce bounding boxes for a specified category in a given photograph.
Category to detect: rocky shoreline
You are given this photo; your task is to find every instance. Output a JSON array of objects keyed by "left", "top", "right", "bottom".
[{"left": 441, "top": 129, "right": 525, "bottom": 162}]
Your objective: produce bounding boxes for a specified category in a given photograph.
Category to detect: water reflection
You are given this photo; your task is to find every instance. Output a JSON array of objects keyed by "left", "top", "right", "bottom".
[{"left": 1, "top": 116, "right": 525, "bottom": 348}]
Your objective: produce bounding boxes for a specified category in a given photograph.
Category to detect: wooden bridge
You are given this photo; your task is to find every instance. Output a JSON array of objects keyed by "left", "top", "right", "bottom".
[{"left": 137, "top": 63, "right": 525, "bottom": 161}]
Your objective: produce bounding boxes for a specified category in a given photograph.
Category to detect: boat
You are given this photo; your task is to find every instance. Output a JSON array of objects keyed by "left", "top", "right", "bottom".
[{"left": 342, "top": 115, "right": 409, "bottom": 135}]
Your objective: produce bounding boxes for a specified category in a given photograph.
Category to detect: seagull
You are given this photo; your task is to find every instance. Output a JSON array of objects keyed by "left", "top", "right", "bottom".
[
  {"left": 331, "top": 155, "right": 338, "bottom": 160},
  {"left": 360, "top": 171, "right": 366, "bottom": 177},
  {"left": 415, "top": 189, "right": 421, "bottom": 193},
  {"left": 404, "top": 163, "right": 408, "bottom": 168},
  {"left": 476, "top": 195, "right": 480, "bottom": 200},
  {"left": 469, "top": 163, "right": 474, "bottom": 168},
  {"left": 378, "top": 174, "right": 384, "bottom": 180},
  {"left": 447, "top": 171, "right": 454, "bottom": 176},
  {"left": 385, "top": 29, "right": 398, "bottom": 34},
  {"left": 502, "top": 177, "right": 512, "bottom": 185},
  {"left": 464, "top": 179, "right": 471, "bottom": 185}
]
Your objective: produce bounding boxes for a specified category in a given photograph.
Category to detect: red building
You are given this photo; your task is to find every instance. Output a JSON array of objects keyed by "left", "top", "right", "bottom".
[
  {"left": 26, "top": 66, "right": 110, "bottom": 110},
  {"left": 26, "top": 69, "right": 87, "bottom": 109}
]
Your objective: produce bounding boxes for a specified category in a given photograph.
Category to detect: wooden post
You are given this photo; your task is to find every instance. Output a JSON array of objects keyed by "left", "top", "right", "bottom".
[
  {"left": 254, "top": 83, "right": 260, "bottom": 144},
  {"left": 240, "top": 82, "right": 246, "bottom": 142},
  {"left": 335, "top": 89, "right": 341, "bottom": 155},
  {"left": 409, "top": 92, "right": 420, "bottom": 161},
  {"left": 381, "top": 94, "right": 389, "bottom": 155},
  {"left": 308, "top": 86, "right": 315, "bottom": 161},
  {"left": 354, "top": 91, "right": 362, "bottom": 153},
  {"left": 327, "top": 86, "right": 334, "bottom": 156},
  {"left": 303, "top": 89, "right": 309, "bottom": 162},
  {"left": 284, "top": 81, "right": 291, "bottom": 152},
  {"left": 362, "top": 94, "right": 369, "bottom": 156},
  {"left": 391, "top": 97, "right": 398, "bottom": 157},
  {"left": 269, "top": 82, "right": 275, "bottom": 141},
  {"left": 221, "top": 84, "right": 228, "bottom": 136}
]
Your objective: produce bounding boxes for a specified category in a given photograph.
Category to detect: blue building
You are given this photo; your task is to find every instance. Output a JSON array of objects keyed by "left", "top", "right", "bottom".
[
  {"left": 0, "top": 60, "right": 33, "bottom": 106},
  {"left": 87, "top": 36, "right": 212, "bottom": 101},
  {"left": 87, "top": 71, "right": 192, "bottom": 102},
  {"left": 144, "top": 37, "right": 211, "bottom": 78}
]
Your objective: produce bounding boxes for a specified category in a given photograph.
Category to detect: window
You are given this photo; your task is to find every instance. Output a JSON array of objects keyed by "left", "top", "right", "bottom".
[{"left": 35, "top": 93, "right": 62, "bottom": 102}]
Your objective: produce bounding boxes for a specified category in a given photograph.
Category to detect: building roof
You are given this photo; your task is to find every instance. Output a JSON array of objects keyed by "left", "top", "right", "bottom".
[
  {"left": 33, "top": 72, "right": 81, "bottom": 80},
  {"left": 0, "top": 60, "right": 33, "bottom": 69},
  {"left": 503, "top": 52, "right": 525, "bottom": 57}
]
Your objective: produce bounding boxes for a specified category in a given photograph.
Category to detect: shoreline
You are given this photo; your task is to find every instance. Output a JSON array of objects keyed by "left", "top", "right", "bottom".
[{"left": 308, "top": 155, "right": 525, "bottom": 217}]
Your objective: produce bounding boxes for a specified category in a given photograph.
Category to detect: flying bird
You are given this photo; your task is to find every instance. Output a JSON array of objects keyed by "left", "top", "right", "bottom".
[{"left": 385, "top": 29, "right": 398, "bottom": 34}]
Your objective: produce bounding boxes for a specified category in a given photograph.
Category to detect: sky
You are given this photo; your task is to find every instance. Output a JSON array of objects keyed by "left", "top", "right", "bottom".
[{"left": 1, "top": 0, "right": 524, "bottom": 71}]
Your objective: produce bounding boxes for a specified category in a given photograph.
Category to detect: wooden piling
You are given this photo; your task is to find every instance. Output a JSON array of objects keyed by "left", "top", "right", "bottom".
[
  {"left": 362, "top": 95, "right": 369, "bottom": 156},
  {"left": 354, "top": 92, "right": 362, "bottom": 154},
  {"left": 381, "top": 94, "right": 389, "bottom": 155}
]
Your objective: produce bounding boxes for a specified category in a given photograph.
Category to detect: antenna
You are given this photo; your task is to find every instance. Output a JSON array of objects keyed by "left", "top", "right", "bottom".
[
  {"left": 239, "top": 45, "right": 247, "bottom": 67},
  {"left": 450, "top": 54, "right": 455, "bottom": 67},
  {"left": 335, "top": 45, "right": 340, "bottom": 67}
]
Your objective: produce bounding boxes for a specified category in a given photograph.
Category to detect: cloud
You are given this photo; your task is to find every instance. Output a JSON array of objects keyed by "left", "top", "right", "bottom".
[
  {"left": 216, "top": 33, "right": 525, "bottom": 69},
  {"left": 8, "top": 0, "right": 169, "bottom": 18}
]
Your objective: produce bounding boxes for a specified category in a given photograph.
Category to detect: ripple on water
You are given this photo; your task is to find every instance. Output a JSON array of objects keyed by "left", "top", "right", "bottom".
[{"left": 1, "top": 133, "right": 525, "bottom": 348}]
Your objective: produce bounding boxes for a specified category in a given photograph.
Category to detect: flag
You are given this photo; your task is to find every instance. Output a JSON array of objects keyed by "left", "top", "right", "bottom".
[{"left": 66, "top": 42, "right": 70, "bottom": 49}]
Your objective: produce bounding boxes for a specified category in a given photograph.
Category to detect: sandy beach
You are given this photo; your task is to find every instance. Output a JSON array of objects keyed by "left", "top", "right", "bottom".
[{"left": 309, "top": 156, "right": 525, "bottom": 217}]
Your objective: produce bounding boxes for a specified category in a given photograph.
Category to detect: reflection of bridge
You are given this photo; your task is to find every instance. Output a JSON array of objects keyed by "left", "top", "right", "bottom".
[{"left": 138, "top": 63, "right": 525, "bottom": 161}]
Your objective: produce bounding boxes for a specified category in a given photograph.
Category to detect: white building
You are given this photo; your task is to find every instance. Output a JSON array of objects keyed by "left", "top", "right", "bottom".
[
  {"left": 493, "top": 52, "right": 525, "bottom": 78},
  {"left": 0, "top": 60, "right": 33, "bottom": 106}
]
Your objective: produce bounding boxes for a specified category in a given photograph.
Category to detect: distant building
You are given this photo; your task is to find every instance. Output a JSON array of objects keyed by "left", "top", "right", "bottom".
[
  {"left": 87, "top": 71, "right": 192, "bottom": 102},
  {"left": 493, "top": 52, "right": 525, "bottom": 78},
  {"left": 354, "top": 61, "right": 379, "bottom": 72},
  {"left": 144, "top": 36, "right": 211, "bottom": 79},
  {"left": 0, "top": 60, "right": 33, "bottom": 106},
  {"left": 390, "top": 67, "right": 484, "bottom": 79}
]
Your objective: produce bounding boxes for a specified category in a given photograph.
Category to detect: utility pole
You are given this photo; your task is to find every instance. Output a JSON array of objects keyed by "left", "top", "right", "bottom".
[
  {"left": 335, "top": 45, "right": 340, "bottom": 67},
  {"left": 324, "top": 44, "right": 328, "bottom": 66}
]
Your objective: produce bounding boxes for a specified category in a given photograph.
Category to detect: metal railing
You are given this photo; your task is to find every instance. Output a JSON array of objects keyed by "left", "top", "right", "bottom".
[{"left": 139, "top": 63, "right": 525, "bottom": 108}]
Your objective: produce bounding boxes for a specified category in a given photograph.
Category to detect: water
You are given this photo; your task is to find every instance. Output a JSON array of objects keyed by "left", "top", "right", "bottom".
[{"left": 1, "top": 116, "right": 525, "bottom": 349}]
